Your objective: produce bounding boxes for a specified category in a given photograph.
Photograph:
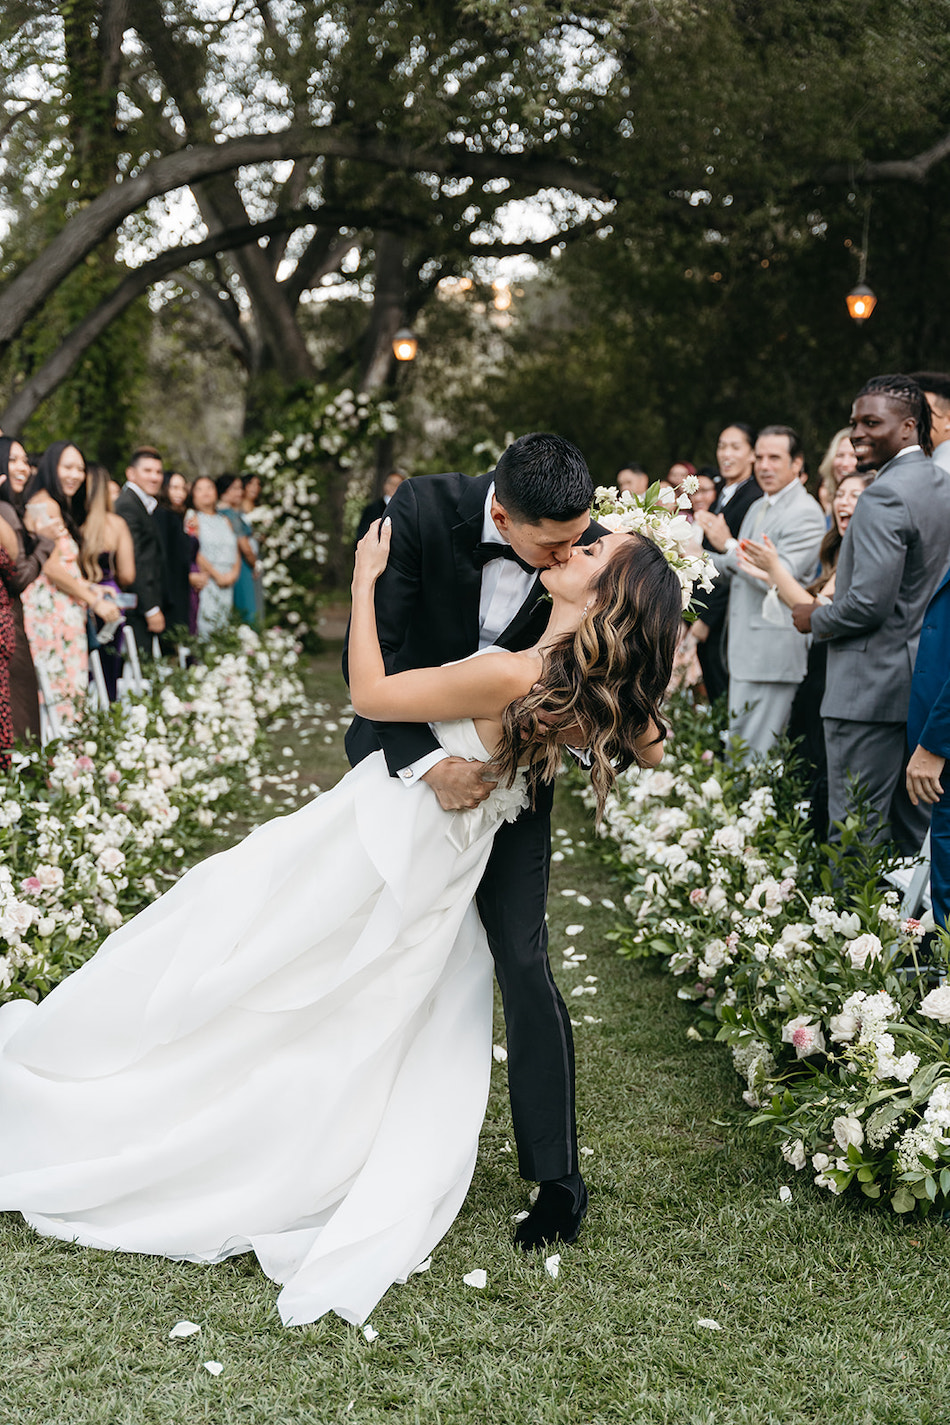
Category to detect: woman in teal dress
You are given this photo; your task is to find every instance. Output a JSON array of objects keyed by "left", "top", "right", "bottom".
[{"left": 216, "top": 475, "right": 258, "bottom": 626}]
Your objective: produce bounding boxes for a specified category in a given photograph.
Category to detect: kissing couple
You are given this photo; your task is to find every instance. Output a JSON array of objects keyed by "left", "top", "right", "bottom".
[{"left": 0, "top": 433, "right": 681, "bottom": 1326}]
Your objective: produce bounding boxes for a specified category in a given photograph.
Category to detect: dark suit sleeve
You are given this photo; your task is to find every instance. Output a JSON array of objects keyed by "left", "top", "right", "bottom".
[
  {"left": 117, "top": 498, "right": 164, "bottom": 613},
  {"left": 919, "top": 674, "right": 950, "bottom": 759},
  {"left": 343, "top": 479, "right": 442, "bottom": 775},
  {"left": 811, "top": 484, "right": 907, "bottom": 643}
]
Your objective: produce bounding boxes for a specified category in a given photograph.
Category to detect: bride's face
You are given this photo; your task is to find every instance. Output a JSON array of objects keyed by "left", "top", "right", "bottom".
[{"left": 539, "top": 531, "right": 628, "bottom": 605}]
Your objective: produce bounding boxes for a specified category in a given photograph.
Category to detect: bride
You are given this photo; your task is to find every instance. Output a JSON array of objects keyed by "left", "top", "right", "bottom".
[{"left": 0, "top": 516, "right": 680, "bottom": 1327}]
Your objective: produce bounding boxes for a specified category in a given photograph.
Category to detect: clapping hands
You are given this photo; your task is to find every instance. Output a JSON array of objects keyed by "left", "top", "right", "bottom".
[{"left": 737, "top": 533, "right": 780, "bottom": 583}]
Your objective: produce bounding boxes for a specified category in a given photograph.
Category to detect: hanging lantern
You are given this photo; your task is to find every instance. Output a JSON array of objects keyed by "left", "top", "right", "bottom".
[
  {"left": 846, "top": 283, "right": 877, "bottom": 324},
  {"left": 392, "top": 328, "right": 418, "bottom": 362}
]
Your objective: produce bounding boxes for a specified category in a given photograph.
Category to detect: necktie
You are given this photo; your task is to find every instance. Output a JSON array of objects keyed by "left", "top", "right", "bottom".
[{"left": 473, "top": 541, "right": 535, "bottom": 575}]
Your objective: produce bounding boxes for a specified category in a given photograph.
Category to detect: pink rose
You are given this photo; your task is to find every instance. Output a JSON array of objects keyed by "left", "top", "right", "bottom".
[
  {"left": 20, "top": 876, "right": 42, "bottom": 894},
  {"left": 106, "top": 769, "right": 121, "bottom": 784},
  {"left": 75, "top": 756, "right": 94, "bottom": 771},
  {"left": 689, "top": 888, "right": 707, "bottom": 906}
]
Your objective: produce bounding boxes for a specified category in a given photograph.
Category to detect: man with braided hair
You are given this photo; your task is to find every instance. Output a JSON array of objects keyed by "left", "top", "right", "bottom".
[{"left": 792, "top": 375, "right": 950, "bottom": 854}]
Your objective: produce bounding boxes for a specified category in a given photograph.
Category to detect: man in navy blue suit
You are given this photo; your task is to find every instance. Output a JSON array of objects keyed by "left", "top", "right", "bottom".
[{"left": 907, "top": 564, "right": 950, "bottom": 928}]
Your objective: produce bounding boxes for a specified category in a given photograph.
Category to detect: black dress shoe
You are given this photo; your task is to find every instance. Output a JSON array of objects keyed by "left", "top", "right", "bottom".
[{"left": 514, "top": 1179, "right": 588, "bottom": 1251}]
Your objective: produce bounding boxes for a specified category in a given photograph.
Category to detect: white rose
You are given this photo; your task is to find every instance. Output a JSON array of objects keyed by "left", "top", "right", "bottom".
[
  {"left": 832, "top": 1114, "right": 864, "bottom": 1152},
  {"left": 919, "top": 985, "right": 950, "bottom": 1025},
  {"left": 829, "top": 1008, "right": 860, "bottom": 1043},
  {"left": 36, "top": 916, "right": 56, "bottom": 937},
  {"left": 844, "top": 932, "right": 883, "bottom": 969},
  {"left": 780, "top": 1139, "right": 807, "bottom": 1171},
  {"left": 96, "top": 847, "right": 126, "bottom": 874},
  {"left": 35, "top": 864, "right": 64, "bottom": 890},
  {"left": 700, "top": 776, "right": 723, "bottom": 801}
]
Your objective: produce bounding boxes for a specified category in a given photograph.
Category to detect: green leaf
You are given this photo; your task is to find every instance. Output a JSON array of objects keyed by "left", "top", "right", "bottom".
[{"left": 891, "top": 1187, "right": 916, "bottom": 1213}]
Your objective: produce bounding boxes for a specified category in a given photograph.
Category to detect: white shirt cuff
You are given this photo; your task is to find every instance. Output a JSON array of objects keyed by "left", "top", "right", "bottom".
[
  {"left": 145, "top": 605, "right": 161, "bottom": 617},
  {"left": 397, "top": 748, "right": 449, "bottom": 784}
]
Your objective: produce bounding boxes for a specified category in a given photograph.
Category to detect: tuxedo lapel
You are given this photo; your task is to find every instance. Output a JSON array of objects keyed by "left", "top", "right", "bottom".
[{"left": 450, "top": 472, "right": 493, "bottom": 652}]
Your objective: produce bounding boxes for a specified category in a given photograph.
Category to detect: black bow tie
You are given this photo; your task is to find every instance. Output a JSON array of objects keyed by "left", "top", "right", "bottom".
[{"left": 473, "top": 541, "right": 535, "bottom": 575}]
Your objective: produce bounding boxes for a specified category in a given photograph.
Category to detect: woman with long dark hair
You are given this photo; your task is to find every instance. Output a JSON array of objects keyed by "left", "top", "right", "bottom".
[
  {"left": 0, "top": 519, "right": 680, "bottom": 1328},
  {"left": 20, "top": 442, "right": 120, "bottom": 727},
  {"left": 0, "top": 437, "right": 51, "bottom": 741}
]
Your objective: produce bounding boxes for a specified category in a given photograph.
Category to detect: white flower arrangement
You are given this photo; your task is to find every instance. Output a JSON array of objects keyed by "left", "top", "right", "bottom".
[
  {"left": 587, "top": 688, "right": 950, "bottom": 1217},
  {"left": 591, "top": 482, "right": 718, "bottom": 611},
  {"left": 0, "top": 626, "right": 306, "bottom": 1005}
]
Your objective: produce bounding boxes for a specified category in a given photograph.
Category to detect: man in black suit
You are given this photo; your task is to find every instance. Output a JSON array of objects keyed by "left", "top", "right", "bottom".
[
  {"left": 692, "top": 426, "right": 762, "bottom": 702},
  {"left": 114, "top": 446, "right": 167, "bottom": 656},
  {"left": 355, "top": 471, "right": 406, "bottom": 544},
  {"left": 344, "top": 433, "right": 599, "bottom": 1250}
]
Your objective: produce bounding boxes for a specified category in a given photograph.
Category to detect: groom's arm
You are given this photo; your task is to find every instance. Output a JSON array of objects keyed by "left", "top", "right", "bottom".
[{"left": 343, "top": 479, "right": 444, "bottom": 776}]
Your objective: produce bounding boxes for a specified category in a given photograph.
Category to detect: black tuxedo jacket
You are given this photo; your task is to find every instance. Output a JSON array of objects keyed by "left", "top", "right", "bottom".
[
  {"left": 695, "top": 474, "right": 763, "bottom": 630},
  {"left": 344, "top": 469, "right": 603, "bottom": 775},
  {"left": 115, "top": 486, "right": 166, "bottom": 615}
]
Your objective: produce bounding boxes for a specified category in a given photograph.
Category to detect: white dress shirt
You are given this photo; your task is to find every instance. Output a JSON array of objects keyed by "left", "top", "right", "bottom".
[{"left": 397, "top": 483, "right": 536, "bottom": 784}]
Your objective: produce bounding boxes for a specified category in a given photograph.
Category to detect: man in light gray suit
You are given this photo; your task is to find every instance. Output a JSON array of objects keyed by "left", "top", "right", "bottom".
[
  {"left": 701, "top": 425, "right": 825, "bottom": 761},
  {"left": 793, "top": 374, "right": 950, "bottom": 854}
]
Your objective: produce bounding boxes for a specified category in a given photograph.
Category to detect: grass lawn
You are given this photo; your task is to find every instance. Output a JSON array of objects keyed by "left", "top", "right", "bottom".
[{"left": 3, "top": 643, "right": 949, "bottom": 1424}]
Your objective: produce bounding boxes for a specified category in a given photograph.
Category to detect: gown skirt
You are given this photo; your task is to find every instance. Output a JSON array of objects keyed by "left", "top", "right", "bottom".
[{"left": 0, "top": 718, "right": 527, "bottom": 1326}]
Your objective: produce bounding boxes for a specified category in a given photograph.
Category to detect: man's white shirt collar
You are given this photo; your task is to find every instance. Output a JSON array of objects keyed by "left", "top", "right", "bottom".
[
  {"left": 127, "top": 480, "right": 157, "bottom": 514},
  {"left": 892, "top": 444, "right": 922, "bottom": 462},
  {"left": 763, "top": 477, "right": 801, "bottom": 508}
]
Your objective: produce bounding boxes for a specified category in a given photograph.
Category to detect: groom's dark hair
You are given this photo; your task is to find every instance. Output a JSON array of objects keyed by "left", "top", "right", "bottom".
[{"left": 493, "top": 433, "right": 593, "bottom": 524}]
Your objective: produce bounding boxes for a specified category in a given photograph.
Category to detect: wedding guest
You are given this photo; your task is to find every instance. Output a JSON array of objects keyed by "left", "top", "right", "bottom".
[
  {"left": 355, "top": 471, "right": 406, "bottom": 544},
  {"left": 666, "top": 460, "right": 697, "bottom": 491},
  {"left": 906, "top": 562, "right": 950, "bottom": 930},
  {"left": 156, "top": 471, "right": 195, "bottom": 635},
  {"left": 21, "top": 444, "right": 120, "bottom": 727},
  {"left": 816, "top": 428, "right": 857, "bottom": 519},
  {"left": 216, "top": 475, "right": 258, "bottom": 626},
  {"left": 0, "top": 514, "right": 21, "bottom": 769},
  {"left": 0, "top": 437, "right": 53, "bottom": 741},
  {"left": 190, "top": 475, "right": 239, "bottom": 639},
  {"left": 615, "top": 464, "right": 648, "bottom": 497},
  {"left": 81, "top": 462, "right": 136, "bottom": 702},
  {"left": 793, "top": 374, "right": 950, "bottom": 853},
  {"left": 114, "top": 447, "right": 167, "bottom": 656},
  {"left": 107, "top": 478, "right": 123, "bottom": 507},
  {"left": 692, "top": 422, "right": 761, "bottom": 703},
  {"left": 688, "top": 469, "right": 719, "bottom": 518},
  {"left": 703, "top": 425, "right": 825, "bottom": 762},
  {"left": 910, "top": 371, "right": 950, "bottom": 474},
  {"left": 242, "top": 473, "right": 265, "bottom": 624},
  {"left": 739, "top": 472, "right": 874, "bottom": 830}
]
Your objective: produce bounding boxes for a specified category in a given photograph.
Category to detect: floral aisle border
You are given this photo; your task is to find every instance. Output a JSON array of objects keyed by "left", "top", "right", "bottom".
[
  {"left": 588, "top": 697, "right": 950, "bottom": 1217},
  {"left": 0, "top": 625, "right": 307, "bottom": 1004}
]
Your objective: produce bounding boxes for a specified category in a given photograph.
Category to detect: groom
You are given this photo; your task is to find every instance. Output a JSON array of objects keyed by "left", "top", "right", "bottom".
[{"left": 344, "top": 432, "right": 601, "bottom": 1248}]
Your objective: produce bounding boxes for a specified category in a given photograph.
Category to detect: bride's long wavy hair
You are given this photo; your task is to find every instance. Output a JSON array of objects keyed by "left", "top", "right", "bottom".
[{"left": 489, "top": 533, "right": 681, "bottom": 819}]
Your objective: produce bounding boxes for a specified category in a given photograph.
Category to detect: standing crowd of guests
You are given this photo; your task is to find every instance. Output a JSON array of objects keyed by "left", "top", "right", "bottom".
[
  {"left": 0, "top": 439, "right": 264, "bottom": 765},
  {"left": 621, "top": 371, "right": 950, "bottom": 931}
]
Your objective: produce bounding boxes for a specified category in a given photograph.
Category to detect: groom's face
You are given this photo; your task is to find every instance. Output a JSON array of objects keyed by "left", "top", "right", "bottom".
[{"left": 491, "top": 498, "right": 590, "bottom": 568}]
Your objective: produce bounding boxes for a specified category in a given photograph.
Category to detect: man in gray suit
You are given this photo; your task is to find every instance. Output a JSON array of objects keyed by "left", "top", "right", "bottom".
[
  {"left": 702, "top": 425, "right": 825, "bottom": 761},
  {"left": 793, "top": 374, "right": 950, "bottom": 854}
]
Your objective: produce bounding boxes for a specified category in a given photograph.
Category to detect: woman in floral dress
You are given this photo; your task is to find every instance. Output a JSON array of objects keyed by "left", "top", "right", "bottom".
[
  {"left": 189, "top": 476, "right": 239, "bottom": 640},
  {"left": 20, "top": 443, "right": 120, "bottom": 729}
]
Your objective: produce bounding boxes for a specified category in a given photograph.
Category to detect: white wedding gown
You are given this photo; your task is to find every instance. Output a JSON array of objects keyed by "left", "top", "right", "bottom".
[{"left": 0, "top": 717, "right": 527, "bottom": 1327}]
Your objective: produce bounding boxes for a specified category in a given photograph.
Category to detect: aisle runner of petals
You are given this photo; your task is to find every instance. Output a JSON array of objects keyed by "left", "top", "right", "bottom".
[
  {"left": 0, "top": 626, "right": 307, "bottom": 1004},
  {"left": 588, "top": 701, "right": 950, "bottom": 1217}
]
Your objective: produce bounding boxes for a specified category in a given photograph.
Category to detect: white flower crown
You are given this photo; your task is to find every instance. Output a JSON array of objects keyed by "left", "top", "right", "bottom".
[{"left": 591, "top": 479, "right": 718, "bottom": 611}]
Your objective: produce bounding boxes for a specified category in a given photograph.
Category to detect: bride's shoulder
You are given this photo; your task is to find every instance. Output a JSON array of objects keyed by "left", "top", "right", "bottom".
[{"left": 464, "top": 647, "right": 539, "bottom": 698}]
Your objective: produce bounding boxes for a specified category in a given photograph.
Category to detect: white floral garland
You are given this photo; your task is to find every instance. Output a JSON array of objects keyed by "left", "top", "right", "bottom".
[{"left": 592, "top": 480, "right": 718, "bottom": 610}]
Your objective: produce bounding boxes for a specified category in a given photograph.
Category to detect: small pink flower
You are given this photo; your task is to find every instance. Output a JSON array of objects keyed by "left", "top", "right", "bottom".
[
  {"left": 117, "top": 801, "right": 129, "bottom": 811},
  {"left": 75, "top": 756, "right": 94, "bottom": 771},
  {"left": 791, "top": 1026, "right": 812, "bottom": 1051},
  {"left": 701, "top": 749, "right": 714, "bottom": 764},
  {"left": 21, "top": 876, "right": 41, "bottom": 893},
  {"left": 689, "top": 888, "right": 707, "bottom": 905},
  {"left": 106, "top": 769, "right": 121, "bottom": 784}
]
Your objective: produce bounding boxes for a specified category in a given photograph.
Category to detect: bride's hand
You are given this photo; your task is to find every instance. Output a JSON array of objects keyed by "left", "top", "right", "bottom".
[{"left": 353, "top": 518, "right": 391, "bottom": 587}]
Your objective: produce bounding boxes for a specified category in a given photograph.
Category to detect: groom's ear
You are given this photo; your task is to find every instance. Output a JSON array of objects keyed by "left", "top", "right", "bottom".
[{"left": 490, "top": 494, "right": 512, "bottom": 535}]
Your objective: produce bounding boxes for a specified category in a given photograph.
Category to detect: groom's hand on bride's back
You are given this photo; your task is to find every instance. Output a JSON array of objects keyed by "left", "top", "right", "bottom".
[{"left": 422, "top": 758, "right": 497, "bottom": 811}]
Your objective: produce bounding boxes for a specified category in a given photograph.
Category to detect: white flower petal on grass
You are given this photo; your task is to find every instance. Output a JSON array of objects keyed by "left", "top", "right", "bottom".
[
  {"left": 582, "top": 1015, "right": 602, "bottom": 1024},
  {"left": 362, "top": 1325, "right": 379, "bottom": 1342},
  {"left": 409, "top": 1258, "right": 432, "bottom": 1275},
  {"left": 500, "top": 1139, "right": 512, "bottom": 1153},
  {"left": 512, "top": 1211, "right": 529, "bottom": 1223},
  {"left": 168, "top": 1320, "right": 201, "bottom": 1339},
  {"left": 779, "top": 1186, "right": 792, "bottom": 1203},
  {"left": 551, "top": 851, "right": 565, "bottom": 863},
  {"left": 529, "top": 1185, "right": 540, "bottom": 1204},
  {"left": 463, "top": 1269, "right": 487, "bottom": 1289},
  {"left": 576, "top": 895, "right": 592, "bottom": 907},
  {"left": 492, "top": 1045, "right": 508, "bottom": 1062},
  {"left": 203, "top": 1361, "right": 224, "bottom": 1376},
  {"left": 544, "top": 1253, "right": 561, "bottom": 1279},
  {"left": 696, "top": 1318, "right": 721, "bottom": 1331},
  {"left": 580, "top": 1146, "right": 594, "bottom": 1157},
  {"left": 560, "top": 889, "right": 577, "bottom": 897},
  {"left": 601, "top": 898, "right": 616, "bottom": 909},
  {"left": 565, "top": 924, "right": 585, "bottom": 936}
]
